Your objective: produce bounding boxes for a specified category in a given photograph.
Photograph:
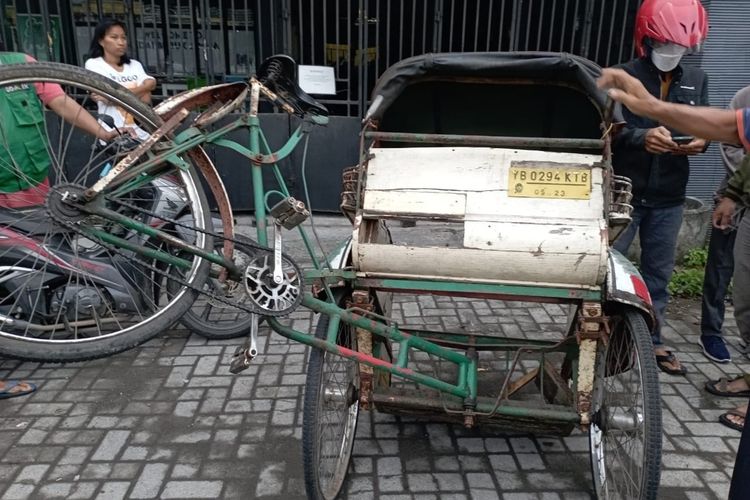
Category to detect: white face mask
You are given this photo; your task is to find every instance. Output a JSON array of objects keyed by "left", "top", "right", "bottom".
[{"left": 650, "top": 42, "right": 688, "bottom": 72}]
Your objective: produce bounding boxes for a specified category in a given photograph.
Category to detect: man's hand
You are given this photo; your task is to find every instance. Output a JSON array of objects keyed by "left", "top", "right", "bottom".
[
  {"left": 597, "top": 68, "right": 660, "bottom": 118},
  {"left": 97, "top": 127, "right": 137, "bottom": 142},
  {"left": 712, "top": 197, "right": 737, "bottom": 230},
  {"left": 645, "top": 126, "right": 678, "bottom": 154},
  {"left": 674, "top": 138, "right": 707, "bottom": 155}
]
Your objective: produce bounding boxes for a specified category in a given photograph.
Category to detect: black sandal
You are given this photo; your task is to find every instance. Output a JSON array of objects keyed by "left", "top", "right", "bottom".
[
  {"left": 719, "top": 409, "right": 746, "bottom": 432},
  {"left": 655, "top": 350, "right": 687, "bottom": 376},
  {"left": 705, "top": 376, "right": 750, "bottom": 398}
]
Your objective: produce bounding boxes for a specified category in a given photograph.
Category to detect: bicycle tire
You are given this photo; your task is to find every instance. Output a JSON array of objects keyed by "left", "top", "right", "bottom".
[
  {"left": 302, "top": 291, "right": 360, "bottom": 500},
  {"left": 0, "top": 62, "right": 212, "bottom": 362},
  {"left": 171, "top": 234, "right": 264, "bottom": 339},
  {"left": 589, "top": 307, "right": 662, "bottom": 500}
]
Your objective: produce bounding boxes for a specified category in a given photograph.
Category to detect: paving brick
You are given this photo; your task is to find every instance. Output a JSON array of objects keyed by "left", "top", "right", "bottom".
[
  {"left": 161, "top": 481, "right": 223, "bottom": 498},
  {"left": 90, "top": 431, "right": 130, "bottom": 461},
  {"left": 130, "top": 463, "right": 170, "bottom": 499},
  {"left": 95, "top": 482, "right": 130, "bottom": 500},
  {"left": 254, "top": 463, "right": 284, "bottom": 496},
  {"left": 1, "top": 484, "right": 36, "bottom": 500}
]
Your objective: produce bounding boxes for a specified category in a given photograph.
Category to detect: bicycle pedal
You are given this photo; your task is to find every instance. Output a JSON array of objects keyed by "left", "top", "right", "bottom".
[
  {"left": 270, "top": 197, "right": 309, "bottom": 230},
  {"left": 229, "top": 346, "right": 254, "bottom": 374}
]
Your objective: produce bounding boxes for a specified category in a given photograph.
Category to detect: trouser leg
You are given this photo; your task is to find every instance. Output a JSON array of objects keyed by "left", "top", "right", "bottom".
[
  {"left": 638, "top": 205, "right": 684, "bottom": 346},
  {"left": 700, "top": 224, "right": 737, "bottom": 337},
  {"left": 733, "top": 216, "right": 750, "bottom": 346}
]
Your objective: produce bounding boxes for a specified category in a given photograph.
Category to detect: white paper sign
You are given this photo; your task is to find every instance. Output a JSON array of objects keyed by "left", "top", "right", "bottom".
[{"left": 298, "top": 65, "right": 336, "bottom": 95}]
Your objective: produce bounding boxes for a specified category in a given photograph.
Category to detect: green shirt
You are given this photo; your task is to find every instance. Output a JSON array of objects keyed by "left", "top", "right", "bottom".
[{"left": 0, "top": 52, "right": 51, "bottom": 193}]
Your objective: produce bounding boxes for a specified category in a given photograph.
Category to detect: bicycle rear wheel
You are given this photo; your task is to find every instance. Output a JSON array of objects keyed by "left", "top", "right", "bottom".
[
  {"left": 170, "top": 234, "right": 262, "bottom": 339},
  {"left": 0, "top": 62, "right": 212, "bottom": 361},
  {"left": 589, "top": 308, "right": 662, "bottom": 499}
]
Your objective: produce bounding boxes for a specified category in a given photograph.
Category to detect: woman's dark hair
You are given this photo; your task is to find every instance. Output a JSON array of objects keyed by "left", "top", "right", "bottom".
[{"left": 88, "top": 19, "right": 131, "bottom": 65}]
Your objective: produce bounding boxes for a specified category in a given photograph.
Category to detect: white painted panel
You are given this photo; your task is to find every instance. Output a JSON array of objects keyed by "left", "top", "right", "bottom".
[
  {"left": 363, "top": 147, "right": 604, "bottom": 221},
  {"left": 363, "top": 191, "right": 466, "bottom": 217},
  {"left": 365, "top": 147, "right": 503, "bottom": 192},
  {"left": 463, "top": 220, "right": 604, "bottom": 254},
  {"left": 353, "top": 243, "right": 608, "bottom": 286}
]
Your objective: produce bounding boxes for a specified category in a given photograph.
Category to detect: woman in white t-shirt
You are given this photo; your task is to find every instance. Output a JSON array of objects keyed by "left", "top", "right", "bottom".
[{"left": 85, "top": 19, "right": 155, "bottom": 140}]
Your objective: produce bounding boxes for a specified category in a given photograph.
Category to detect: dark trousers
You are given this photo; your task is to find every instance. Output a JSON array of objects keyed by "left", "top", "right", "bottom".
[
  {"left": 700, "top": 224, "right": 736, "bottom": 338},
  {"left": 730, "top": 396, "right": 750, "bottom": 499},
  {"left": 613, "top": 204, "right": 684, "bottom": 345},
  {"left": 729, "top": 216, "right": 750, "bottom": 497}
]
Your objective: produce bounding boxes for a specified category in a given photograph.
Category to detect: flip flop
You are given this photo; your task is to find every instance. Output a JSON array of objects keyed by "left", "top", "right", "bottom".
[
  {"left": 655, "top": 350, "right": 687, "bottom": 376},
  {"left": 719, "top": 409, "right": 746, "bottom": 432},
  {"left": 0, "top": 380, "right": 37, "bottom": 400},
  {"left": 705, "top": 376, "right": 750, "bottom": 398}
]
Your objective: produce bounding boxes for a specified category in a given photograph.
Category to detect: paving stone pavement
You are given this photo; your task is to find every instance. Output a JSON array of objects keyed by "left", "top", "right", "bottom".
[{"left": 0, "top": 217, "right": 742, "bottom": 499}]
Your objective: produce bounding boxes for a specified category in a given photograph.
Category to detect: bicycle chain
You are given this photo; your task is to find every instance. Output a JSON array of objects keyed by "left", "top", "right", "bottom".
[{"left": 48, "top": 193, "right": 303, "bottom": 317}]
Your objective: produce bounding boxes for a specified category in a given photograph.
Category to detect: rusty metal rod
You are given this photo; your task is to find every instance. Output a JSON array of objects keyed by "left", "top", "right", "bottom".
[{"left": 364, "top": 131, "right": 604, "bottom": 150}]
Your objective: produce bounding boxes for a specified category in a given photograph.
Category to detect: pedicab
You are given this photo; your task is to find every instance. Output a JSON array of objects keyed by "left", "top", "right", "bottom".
[
  {"left": 0, "top": 51, "right": 660, "bottom": 499},
  {"left": 274, "top": 52, "right": 662, "bottom": 500}
]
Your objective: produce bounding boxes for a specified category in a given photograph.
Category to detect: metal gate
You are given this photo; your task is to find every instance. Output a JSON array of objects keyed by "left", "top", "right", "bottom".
[{"left": 1, "top": 0, "right": 646, "bottom": 117}]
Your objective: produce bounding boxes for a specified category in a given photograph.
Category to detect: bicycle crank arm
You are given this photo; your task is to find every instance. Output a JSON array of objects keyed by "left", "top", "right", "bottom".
[
  {"left": 273, "top": 222, "right": 284, "bottom": 285},
  {"left": 229, "top": 314, "right": 260, "bottom": 374}
]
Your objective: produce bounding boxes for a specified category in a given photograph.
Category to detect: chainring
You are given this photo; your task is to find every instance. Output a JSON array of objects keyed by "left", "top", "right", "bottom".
[{"left": 243, "top": 251, "right": 303, "bottom": 316}]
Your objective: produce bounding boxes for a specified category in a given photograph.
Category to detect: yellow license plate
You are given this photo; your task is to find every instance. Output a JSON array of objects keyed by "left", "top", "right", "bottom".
[{"left": 508, "top": 164, "right": 591, "bottom": 200}]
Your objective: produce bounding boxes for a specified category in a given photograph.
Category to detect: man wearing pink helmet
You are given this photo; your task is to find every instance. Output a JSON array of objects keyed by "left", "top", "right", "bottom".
[{"left": 612, "top": 0, "right": 710, "bottom": 375}]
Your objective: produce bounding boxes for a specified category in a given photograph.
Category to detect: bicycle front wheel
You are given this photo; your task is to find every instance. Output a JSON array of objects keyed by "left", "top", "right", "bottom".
[
  {"left": 0, "top": 62, "right": 212, "bottom": 362},
  {"left": 302, "top": 293, "right": 360, "bottom": 500}
]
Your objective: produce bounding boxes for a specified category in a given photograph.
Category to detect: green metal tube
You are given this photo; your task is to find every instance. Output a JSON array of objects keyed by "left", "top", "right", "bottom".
[
  {"left": 467, "top": 358, "right": 478, "bottom": 401},
  {"left": 85, "top": 206, "right": 235, "bottom": 273},
  {"left": 86, "top": 228, "right": 192, "bottom": 268},
  {"left": 458, "top": 363, "right": 467, "bottom": 391},
  {"left": 396, "top": 338, "right": 410, "bottom": 368},
  {"left": 258, "top": 131, "right": 322, "bottom": 270},
  {"left": 302, "top": 294, "right": 470, "bottom": 365},
  {"left": 326, "top": 313, "right": 341, "bottom": 344},
  {"left": 267, "top": 317, "right": 468, "bottom": 398},
  {"left": 249, "top": 115, "right": 268, "bottom": 246},
  {"left": 355, "top": 278, "right": 601, "bottom": 301}
]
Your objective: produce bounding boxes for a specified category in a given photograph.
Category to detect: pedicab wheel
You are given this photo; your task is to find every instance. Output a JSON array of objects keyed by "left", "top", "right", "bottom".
[
  {"left": 589, "top": 308, "right": 662, "bottom": 500},
  {"left": 302, "top": 296, "right": 359, "bottom": 500}
]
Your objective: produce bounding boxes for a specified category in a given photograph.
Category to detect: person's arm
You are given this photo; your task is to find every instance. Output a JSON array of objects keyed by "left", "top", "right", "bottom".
[
  {"left": 130, "top": 78, "right": 156, "bottom": 103},
  {"left": 598, "top": 68, "right": 740, "bottom": 144},
  {"left": 130, "top": 61, "right": 156, "bottom": 104},
  {"left": 675, "top": 72, "right": 710, "bottom": 155},
  {"left": 46, "top": 94, "right": 117, "bottom": 141},
  {"left": 713, "top": 160, "right": 749, "bottom": 229},
  {"left": 725, "top": 159, "right": 750, "bottom": 204},
  {"left": 610, "top": 65, "right": 678, "bottom": 154}
]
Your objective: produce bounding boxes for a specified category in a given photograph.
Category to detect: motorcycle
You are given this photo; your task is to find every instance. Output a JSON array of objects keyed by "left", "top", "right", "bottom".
[{"left": 0, "top": 132, "right": 257, "bottom": 362}]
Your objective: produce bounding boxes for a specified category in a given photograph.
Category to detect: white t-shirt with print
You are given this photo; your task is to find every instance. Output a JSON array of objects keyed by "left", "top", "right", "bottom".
[{"left": 84, "top": 57, "right": 154, "bottom": 140}]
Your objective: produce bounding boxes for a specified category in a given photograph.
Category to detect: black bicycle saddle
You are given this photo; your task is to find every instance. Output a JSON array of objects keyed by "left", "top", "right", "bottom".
[{"left": 257, "top": 55, "right": 328, "bottom": 118}]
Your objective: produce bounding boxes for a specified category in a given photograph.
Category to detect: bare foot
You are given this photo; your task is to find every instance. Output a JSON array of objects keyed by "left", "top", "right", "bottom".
[{"left": 725, "top": 377, "right": 750, "bottom": 394}]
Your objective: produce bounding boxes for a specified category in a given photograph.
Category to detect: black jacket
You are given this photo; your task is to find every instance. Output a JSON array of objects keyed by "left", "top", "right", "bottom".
[{"left": 612, "top": 58, "right": 709, "bottom": 208}]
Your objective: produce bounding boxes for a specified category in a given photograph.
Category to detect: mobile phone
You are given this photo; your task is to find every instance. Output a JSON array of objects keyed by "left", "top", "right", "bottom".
[{"left": 672, "top": 135, "right": 694, "bottom": 145}]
